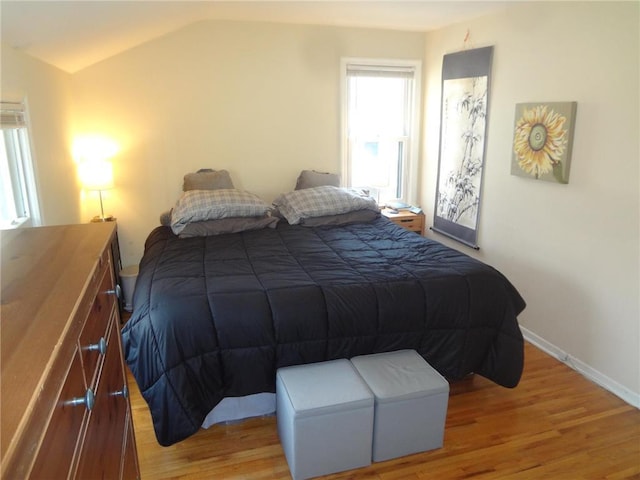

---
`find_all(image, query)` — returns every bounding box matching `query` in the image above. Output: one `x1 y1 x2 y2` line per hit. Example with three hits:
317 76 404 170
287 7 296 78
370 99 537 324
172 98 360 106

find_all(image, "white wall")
71 20 425 265
0 43 77 225
421 2 639 405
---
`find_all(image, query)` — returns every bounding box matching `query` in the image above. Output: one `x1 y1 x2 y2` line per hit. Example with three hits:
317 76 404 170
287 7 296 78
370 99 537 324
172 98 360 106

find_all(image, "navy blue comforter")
122 218 525 446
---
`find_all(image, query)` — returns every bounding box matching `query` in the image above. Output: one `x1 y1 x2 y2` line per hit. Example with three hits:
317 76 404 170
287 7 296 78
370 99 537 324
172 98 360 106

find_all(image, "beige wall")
1 43 76 225
71 20 425 264
422 2 639 404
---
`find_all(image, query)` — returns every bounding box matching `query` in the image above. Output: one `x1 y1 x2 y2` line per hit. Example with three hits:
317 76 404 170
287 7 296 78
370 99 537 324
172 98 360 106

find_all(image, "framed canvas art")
511 102 577 184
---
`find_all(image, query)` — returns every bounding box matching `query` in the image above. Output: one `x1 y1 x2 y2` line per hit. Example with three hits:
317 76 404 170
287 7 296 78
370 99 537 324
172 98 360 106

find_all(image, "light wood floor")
127 342 640 479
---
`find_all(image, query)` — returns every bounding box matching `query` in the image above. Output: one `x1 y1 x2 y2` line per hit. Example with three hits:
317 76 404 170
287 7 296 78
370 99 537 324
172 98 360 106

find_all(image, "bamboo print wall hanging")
433 46 493 249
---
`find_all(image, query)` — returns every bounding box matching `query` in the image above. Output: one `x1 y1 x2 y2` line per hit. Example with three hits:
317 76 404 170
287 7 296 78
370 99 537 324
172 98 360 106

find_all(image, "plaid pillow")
171 189 270 234
273 186 379 225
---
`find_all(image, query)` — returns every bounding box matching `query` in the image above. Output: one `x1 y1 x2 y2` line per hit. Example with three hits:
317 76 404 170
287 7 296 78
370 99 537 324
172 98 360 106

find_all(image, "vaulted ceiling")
1 1 507 73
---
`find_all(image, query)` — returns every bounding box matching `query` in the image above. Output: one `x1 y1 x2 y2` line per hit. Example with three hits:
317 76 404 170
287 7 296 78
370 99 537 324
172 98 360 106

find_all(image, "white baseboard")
521 326 640 409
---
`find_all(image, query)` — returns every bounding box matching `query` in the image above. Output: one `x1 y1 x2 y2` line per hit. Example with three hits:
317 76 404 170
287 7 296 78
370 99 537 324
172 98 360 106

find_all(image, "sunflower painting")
511 102 577 183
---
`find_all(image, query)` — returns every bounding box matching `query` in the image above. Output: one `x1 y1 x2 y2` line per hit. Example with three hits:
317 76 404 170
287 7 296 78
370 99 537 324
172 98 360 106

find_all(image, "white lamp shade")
79 160 114 191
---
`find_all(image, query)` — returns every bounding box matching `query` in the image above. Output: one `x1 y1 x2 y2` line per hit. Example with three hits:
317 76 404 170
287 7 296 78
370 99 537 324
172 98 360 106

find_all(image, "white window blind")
345 64 416 78
0 102 28 129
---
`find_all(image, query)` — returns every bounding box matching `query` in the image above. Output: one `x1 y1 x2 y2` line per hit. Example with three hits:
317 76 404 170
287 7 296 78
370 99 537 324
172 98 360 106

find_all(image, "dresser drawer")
79 265 115 389
85 247 111 305
395 216 423 232
76 313 129 480
121 416 140 479
30 350 88 479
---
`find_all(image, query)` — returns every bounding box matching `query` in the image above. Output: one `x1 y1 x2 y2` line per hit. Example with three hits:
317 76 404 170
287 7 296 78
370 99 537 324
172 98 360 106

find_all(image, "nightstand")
382 208 425 235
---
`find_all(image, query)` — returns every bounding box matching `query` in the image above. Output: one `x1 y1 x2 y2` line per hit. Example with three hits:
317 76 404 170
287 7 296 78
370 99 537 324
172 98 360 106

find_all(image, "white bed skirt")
201 393 276 428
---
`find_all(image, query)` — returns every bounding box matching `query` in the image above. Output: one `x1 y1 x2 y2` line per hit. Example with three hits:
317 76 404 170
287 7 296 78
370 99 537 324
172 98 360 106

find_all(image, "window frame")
340 57 422 205
0 100 42 229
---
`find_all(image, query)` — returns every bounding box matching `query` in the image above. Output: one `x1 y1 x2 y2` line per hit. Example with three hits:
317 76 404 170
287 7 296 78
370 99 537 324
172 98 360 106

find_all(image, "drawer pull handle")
107 284 122 299
113 385 129 399
67 388 95 411
86 337 107 355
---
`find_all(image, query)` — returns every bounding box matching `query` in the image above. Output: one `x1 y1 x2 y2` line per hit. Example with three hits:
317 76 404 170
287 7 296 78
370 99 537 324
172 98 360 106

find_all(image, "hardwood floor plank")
127 342 640 479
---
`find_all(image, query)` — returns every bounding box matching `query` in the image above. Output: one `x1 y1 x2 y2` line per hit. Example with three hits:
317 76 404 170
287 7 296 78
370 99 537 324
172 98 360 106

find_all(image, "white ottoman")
276 359 374 480
351 350 449 462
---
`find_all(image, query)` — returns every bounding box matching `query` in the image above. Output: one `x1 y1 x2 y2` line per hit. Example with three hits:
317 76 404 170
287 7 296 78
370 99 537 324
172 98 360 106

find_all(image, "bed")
122 171 526 446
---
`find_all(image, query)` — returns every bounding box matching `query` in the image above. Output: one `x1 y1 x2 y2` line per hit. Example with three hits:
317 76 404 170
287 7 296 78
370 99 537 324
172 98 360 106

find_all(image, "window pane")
0 128 37 228
348 76 408 137
346 73 412 203
351 139 404 201
0 134 19 227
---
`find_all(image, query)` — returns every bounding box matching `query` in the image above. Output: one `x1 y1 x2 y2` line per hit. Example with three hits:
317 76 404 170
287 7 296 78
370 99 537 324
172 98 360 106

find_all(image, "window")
341 59 421 205
0 101 41 229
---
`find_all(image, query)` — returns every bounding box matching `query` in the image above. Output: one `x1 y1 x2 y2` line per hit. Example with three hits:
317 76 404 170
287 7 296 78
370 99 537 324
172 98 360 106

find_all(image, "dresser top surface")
0 223 116 464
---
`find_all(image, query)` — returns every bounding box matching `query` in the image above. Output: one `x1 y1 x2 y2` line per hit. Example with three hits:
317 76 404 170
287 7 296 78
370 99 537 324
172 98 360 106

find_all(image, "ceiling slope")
1 1 506 73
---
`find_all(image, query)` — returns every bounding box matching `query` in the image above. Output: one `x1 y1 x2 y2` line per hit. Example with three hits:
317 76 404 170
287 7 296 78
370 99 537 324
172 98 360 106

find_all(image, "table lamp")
79 159 114 222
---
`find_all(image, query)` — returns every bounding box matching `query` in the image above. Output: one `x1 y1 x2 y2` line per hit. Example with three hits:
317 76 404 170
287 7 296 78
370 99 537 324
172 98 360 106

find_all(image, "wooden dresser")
1 223 140 479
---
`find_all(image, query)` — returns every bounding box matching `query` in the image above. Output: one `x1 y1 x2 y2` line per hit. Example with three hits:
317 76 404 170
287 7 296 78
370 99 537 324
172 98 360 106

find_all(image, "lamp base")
91 215 115 223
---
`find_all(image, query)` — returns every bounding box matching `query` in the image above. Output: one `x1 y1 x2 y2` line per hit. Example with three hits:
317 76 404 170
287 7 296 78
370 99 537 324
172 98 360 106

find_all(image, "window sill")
0 216 30 230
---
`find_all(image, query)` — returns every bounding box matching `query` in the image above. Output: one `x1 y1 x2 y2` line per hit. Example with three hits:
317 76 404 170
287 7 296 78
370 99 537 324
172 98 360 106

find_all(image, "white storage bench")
276 359 374 480
351 349 450 462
